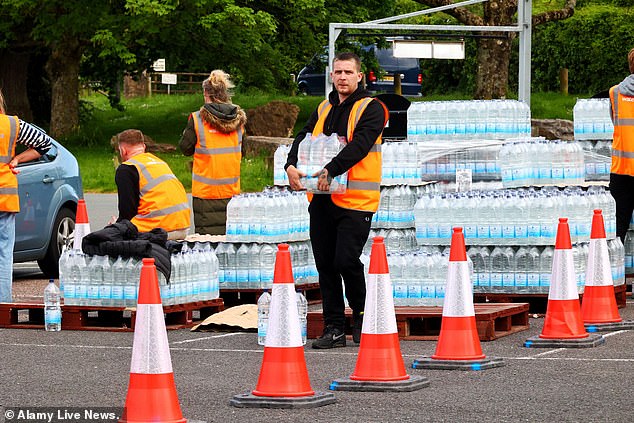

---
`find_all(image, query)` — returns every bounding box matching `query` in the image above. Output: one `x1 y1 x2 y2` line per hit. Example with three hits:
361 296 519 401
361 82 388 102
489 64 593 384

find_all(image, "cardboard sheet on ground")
191 304 257 332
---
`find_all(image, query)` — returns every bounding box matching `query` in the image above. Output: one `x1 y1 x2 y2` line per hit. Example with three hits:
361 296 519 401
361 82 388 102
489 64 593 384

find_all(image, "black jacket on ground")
81 220 180 282
285 88 387 178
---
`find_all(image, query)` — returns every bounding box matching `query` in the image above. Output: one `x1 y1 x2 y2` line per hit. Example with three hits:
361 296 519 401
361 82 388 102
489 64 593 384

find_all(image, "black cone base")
412 356 505 371
585 320 634 332
329 374 430 392
229 391 336 409
524 333 605 348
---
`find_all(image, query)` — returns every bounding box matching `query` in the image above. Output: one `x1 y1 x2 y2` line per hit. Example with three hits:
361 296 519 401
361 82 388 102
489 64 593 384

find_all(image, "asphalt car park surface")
1 295 633 422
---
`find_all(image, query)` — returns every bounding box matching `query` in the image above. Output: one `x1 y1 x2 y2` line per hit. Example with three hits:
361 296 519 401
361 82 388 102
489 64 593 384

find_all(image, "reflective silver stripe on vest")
126 158 156 187
317 100 331 118
1 117 18 163
352 98 373 127
193 112 207 149
611 148 634 159
135 202 189 220
347 180 381 191
370 144 381 153
614 118 634 126
195 145 241 155
237 127 243 144
612 86 620 119
0 187 18 195
192 174 239 185
140 173 178 195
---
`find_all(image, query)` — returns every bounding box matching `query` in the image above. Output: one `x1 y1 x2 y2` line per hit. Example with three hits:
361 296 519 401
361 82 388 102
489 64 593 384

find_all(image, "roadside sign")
161 73 177 85
152 58 166 72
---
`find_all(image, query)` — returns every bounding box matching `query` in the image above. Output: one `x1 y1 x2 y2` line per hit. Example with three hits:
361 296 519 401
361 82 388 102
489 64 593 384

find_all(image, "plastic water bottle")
257 290 271 346
296 292 308 345
44 279 62 331
111 256 126 307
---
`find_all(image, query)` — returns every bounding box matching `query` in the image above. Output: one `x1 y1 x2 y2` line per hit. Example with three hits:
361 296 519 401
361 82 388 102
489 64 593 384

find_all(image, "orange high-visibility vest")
610 85 634 176
309 97 388 212
191 111 242 199
124 153 191 232
0 115 20 212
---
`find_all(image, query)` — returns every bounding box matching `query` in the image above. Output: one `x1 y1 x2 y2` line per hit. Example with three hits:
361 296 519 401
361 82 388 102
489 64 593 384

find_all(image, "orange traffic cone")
525 218 605 348
330 237 429 391
231 244 335 409
120 258 186 423
73 199 91 251
413 228 504 370
582 210 634 331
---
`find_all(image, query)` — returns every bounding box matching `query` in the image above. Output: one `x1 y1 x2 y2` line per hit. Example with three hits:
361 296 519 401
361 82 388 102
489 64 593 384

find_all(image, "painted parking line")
172 332 245 344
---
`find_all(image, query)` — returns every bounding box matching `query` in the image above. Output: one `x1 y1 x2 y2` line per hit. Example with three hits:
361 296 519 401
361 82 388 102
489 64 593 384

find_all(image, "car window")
14 143 58 166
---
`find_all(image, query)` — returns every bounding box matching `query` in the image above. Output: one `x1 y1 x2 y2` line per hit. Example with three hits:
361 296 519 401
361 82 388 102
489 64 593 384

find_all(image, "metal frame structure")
327 0 532 105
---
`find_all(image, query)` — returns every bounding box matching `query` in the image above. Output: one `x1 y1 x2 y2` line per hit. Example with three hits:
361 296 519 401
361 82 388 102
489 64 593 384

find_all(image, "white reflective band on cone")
549 250 578 301
266 284 302 348
73 223 91 251
442 261 475 318
585 238 612 287
362 273 398 335
130 304 173 374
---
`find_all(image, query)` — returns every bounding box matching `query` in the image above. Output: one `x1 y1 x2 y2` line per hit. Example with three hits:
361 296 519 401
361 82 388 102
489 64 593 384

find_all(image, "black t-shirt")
114 164 140 222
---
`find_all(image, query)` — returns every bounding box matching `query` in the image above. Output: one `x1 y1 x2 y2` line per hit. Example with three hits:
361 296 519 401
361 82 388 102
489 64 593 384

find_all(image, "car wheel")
37 207 76 279
298 85 311 96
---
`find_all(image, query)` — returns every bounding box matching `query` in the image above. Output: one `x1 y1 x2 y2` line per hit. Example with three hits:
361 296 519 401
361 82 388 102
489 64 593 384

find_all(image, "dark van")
296 45 422 97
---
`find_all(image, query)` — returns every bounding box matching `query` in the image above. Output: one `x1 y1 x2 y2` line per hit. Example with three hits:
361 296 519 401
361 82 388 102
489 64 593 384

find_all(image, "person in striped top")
0 88 53 302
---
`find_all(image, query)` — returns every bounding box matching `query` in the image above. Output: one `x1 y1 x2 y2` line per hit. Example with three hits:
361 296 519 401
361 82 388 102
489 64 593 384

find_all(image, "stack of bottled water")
216 240 318 290
257 290 308 346
579 140 611 181
372 185 418 229
273 144 291 186
406 99 531 142
467 240 625 294
363 228 418 256
420 144 501 182
573 98 614 141
414 186 617 246
624 230 634 275
499 139 585 187
297 132 348 193
226 187 310 243
60 242 220 307
382 142 422 185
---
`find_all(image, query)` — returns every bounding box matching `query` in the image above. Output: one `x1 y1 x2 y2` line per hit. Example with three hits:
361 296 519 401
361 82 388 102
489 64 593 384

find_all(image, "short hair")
629 48 634 74
334 52 361 72
202 70 234 103
0 88 5 114
116 129 145 146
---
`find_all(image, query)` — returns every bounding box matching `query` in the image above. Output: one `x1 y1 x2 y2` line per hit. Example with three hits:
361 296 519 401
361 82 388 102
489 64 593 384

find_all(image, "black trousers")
309 195 373 330
609 173 634 242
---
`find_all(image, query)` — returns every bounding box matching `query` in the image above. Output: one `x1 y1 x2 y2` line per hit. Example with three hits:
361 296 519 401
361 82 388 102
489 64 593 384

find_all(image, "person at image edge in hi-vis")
0 88 53 302
609 47 634 243
113 129 191 240
285 52 389 349
180 70 247 235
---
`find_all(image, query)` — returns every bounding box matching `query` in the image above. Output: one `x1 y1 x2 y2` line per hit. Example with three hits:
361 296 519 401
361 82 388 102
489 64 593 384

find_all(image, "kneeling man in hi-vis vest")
113 129 191 240
285 52 389 349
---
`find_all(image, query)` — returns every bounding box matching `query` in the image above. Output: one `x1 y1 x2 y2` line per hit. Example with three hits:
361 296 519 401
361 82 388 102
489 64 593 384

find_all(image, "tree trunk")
0 49 33 120
474 37 512 99
46 39 81 138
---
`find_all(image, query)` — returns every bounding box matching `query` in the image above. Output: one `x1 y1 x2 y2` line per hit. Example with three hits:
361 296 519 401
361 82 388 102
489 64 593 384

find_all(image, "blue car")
14 140 83 278
297 45 422 97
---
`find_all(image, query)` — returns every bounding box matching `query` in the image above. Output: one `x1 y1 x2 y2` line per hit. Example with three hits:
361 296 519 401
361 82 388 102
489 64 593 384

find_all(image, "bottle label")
540 274 551 286
490 273 503 286
408 284 422 300
527 273 540 286
63 285 76 299
514 225 528 239
515 273 528 286
45 308 61 325
490 225 502 239
502 273 515 286
111 286 124 300
477 225 490 238
502 225 515 239
528 224 541 238
394 284 408 299
464 225 477 239
478 273 490 287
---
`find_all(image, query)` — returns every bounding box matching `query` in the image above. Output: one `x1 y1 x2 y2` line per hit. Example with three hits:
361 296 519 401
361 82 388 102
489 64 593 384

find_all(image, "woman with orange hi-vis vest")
286 52 389 349
180 70 247 235
0 89 52 302
609 47 634 242
114 129 191 240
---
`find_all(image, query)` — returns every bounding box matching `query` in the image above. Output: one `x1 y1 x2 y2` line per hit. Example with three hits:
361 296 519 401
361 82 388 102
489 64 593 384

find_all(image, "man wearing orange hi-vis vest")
285 52 389 349
609 47 634 242
114 129 191 240
180 70 247 235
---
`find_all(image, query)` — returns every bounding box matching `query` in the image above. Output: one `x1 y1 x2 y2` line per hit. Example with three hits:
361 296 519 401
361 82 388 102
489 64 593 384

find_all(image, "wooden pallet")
474 283 627 315
307 303 530 342
220 282 322 307
0 298 224 331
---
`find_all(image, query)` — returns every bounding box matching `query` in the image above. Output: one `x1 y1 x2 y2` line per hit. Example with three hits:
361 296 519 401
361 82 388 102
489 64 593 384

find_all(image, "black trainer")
312 325 346 349
352 311 364 344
